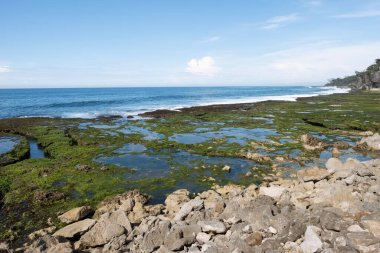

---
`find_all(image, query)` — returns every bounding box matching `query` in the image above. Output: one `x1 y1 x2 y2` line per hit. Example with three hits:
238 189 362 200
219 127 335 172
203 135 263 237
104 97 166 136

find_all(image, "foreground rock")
14 157 380 253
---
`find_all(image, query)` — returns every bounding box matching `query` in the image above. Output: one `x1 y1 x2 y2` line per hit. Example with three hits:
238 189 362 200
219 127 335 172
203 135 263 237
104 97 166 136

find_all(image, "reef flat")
0 91 379 248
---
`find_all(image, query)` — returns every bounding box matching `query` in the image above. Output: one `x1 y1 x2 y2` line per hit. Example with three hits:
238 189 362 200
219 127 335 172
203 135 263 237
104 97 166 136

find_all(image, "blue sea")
0 86 349 119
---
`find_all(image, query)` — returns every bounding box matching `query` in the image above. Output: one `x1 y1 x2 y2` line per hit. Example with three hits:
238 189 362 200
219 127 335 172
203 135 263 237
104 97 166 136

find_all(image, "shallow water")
169 127 279 145
0 137 19 155
97 143 260 182
28 138 46 158
118 126 164 141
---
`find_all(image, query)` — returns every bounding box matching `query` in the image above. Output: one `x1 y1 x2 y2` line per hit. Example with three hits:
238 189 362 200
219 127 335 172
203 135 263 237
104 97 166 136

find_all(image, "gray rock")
140 220 170 252
297 167 330 182
53 219 96 238
80 220 125 247
174 199 203 221
198 220 226 234
58 206 93 224
300 226 323 253
259 186 287 201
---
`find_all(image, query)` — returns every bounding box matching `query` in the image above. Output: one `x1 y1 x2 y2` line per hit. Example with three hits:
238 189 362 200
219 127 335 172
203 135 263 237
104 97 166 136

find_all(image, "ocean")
0 86 349 119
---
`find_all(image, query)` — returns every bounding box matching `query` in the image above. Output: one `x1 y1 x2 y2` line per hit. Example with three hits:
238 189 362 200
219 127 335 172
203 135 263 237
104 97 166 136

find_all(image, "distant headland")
325 59 380 90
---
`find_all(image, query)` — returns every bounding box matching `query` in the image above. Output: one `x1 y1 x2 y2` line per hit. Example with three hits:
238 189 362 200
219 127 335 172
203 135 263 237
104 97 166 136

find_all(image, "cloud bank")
185 56 220 77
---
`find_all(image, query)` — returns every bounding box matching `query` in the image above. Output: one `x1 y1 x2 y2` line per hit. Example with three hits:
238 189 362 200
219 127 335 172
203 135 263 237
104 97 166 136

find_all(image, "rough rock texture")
58 206 93 224
300 134 328 151
356 133 380 151
16 157 380 253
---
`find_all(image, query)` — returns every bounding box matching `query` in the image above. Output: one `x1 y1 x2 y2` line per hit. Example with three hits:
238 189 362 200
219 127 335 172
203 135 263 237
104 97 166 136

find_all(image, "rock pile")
4 158 380 253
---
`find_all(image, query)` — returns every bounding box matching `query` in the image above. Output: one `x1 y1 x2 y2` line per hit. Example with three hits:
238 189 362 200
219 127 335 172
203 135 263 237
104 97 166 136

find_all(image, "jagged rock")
244 231 262 246
29 226 56 240
356 133 380 151
198 220 226 234
58 206 93 224
297 167 330 182
259 185 286 201
53 219 96 238
333 141 350 150
361 218 380 238
300 134 327 151
80 218 125 247
196 232 211 244
346 232 380 252
300 226 323 253
25 235 71 253
174 199 203 221
94 190 148 218
164 189 190 216
140 220 170 252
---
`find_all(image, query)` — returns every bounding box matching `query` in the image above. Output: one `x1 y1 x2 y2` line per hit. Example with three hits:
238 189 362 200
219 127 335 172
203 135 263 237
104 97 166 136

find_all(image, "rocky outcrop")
300 134 327 151
12 157 380 252
355 133 380 151
326 59 380 90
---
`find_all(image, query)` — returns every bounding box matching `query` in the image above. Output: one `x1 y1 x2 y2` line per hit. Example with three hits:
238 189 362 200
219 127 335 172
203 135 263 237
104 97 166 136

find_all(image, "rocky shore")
2 149 380 252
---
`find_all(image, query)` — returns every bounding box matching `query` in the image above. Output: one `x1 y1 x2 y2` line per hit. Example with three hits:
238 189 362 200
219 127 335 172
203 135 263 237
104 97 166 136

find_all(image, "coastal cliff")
325 59 380 90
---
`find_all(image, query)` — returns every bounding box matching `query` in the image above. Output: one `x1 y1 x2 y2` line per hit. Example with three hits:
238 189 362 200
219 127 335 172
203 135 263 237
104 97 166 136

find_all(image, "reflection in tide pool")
97 143 260 182
169 127 279 145
28 138 46 159
118 126 164 141
0 137 20 155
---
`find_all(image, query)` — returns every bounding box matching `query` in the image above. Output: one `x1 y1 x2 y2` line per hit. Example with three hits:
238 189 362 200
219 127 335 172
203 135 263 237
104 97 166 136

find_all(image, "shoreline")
0 86 350 120
11 156 380 252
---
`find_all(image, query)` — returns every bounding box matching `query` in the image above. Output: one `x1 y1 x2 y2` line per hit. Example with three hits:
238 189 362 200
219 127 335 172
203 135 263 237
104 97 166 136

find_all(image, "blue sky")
1 0 380 88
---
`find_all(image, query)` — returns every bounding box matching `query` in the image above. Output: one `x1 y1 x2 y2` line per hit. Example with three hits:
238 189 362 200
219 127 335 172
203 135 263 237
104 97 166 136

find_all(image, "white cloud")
0 65 10 73
185 56 220 77
260 14 299 30
334 10 380 18
201 36 221 43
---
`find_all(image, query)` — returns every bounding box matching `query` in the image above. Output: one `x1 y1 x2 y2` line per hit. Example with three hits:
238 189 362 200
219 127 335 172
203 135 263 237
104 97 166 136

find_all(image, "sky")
1 0 380 88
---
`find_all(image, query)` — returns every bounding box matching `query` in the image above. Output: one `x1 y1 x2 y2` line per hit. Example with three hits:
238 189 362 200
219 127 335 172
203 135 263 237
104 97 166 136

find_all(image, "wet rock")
297 167 330 182
300 226 323 253
53 219 96 238
58 206 93 224
75 164 92 172
222 165 231 172
300 134 328 151
34 191 66 203
29 226 56 240
333 141 350 150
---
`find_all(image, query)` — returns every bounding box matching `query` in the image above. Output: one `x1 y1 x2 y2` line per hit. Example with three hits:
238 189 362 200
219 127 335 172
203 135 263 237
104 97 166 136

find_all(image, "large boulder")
356 133 380 151
53 219 96 238
259 185 287 201
300 226 323 253
297 167 330 182
164 189 190 216
80 215 126 247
